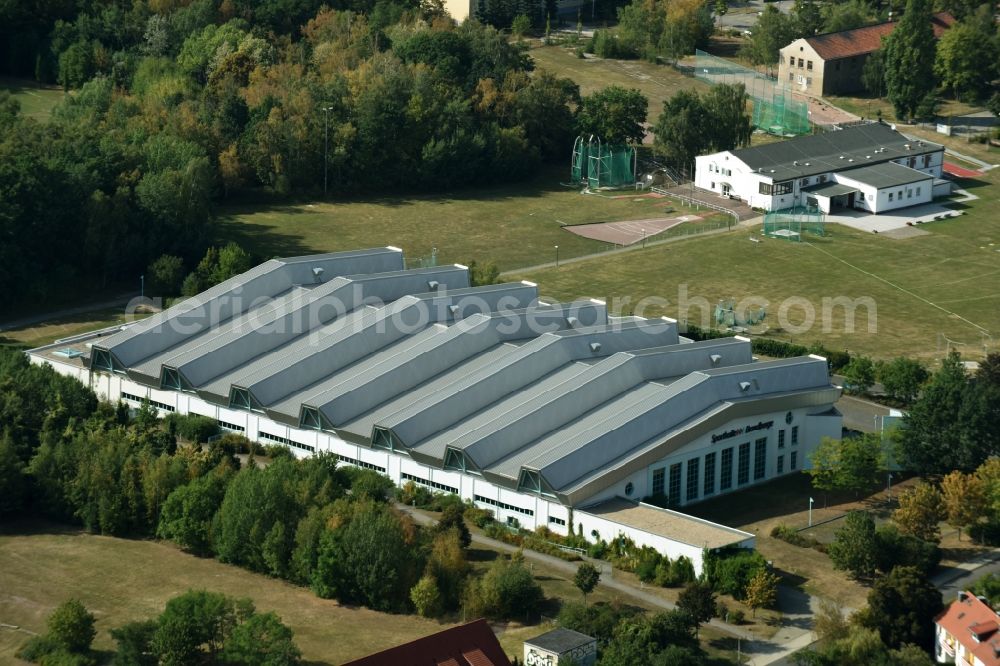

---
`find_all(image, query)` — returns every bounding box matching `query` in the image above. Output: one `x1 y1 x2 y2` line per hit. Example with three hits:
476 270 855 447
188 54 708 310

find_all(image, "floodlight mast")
322 105 334 196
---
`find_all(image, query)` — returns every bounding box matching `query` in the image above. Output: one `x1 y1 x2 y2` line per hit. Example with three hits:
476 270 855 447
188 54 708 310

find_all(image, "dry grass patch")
0 527 452 665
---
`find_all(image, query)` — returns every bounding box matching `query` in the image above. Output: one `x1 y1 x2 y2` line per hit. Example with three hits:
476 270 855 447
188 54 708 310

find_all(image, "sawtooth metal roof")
725 122 942 183
87 251 840 506
97 248 405 370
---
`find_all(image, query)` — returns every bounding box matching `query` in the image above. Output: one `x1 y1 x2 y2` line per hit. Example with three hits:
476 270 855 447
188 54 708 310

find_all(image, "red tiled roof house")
778 12 955 97
936 591 1000 666
341 619 512 666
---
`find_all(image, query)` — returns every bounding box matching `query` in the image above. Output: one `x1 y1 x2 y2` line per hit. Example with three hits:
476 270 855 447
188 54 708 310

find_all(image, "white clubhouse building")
695 122 950 214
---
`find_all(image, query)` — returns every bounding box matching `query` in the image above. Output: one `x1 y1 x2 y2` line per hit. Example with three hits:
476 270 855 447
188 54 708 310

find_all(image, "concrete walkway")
0 293 137 332
397 503 819 665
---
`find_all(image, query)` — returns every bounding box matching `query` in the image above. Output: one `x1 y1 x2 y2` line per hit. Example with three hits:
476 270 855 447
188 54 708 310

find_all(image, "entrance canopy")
801 182 857 198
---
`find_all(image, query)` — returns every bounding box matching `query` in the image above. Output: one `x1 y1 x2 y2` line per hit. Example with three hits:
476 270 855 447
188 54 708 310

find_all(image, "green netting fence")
692 50 810 136
763 206 826 242
571 136 636 188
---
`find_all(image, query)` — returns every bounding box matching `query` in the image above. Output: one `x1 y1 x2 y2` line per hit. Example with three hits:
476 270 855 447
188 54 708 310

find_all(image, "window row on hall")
120 392 176 413
650 437 800 504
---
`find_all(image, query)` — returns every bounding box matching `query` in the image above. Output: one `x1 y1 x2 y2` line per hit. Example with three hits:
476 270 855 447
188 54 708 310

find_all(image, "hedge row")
683 325 850 372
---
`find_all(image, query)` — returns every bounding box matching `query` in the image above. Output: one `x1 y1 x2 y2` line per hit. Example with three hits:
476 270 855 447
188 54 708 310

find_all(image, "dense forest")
0 0 585 309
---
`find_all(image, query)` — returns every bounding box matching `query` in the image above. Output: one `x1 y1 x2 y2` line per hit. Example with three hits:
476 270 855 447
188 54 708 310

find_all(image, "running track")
944 162 981 179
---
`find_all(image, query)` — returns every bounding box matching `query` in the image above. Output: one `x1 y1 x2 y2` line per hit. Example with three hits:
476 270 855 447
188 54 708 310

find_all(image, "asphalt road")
717 0 794 31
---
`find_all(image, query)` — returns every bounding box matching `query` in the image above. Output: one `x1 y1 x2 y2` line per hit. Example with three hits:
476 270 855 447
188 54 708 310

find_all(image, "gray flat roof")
48 250 840 506
838 161 934 189
525 628 595 652
801 182 857 197
726 122 942 182
580 498 754 549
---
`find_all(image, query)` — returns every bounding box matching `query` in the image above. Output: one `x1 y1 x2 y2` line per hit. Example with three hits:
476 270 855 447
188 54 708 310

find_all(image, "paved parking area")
825 203 962 234
656 185 758 220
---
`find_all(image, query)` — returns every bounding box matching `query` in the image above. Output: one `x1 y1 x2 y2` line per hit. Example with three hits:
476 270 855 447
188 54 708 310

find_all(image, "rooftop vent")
848 158 854 162
427 280 440 291
739 381 752 392
710 354 722 365
793 160 799 166
839 155 845 159
590 342 602 353
312 267 325 282
566 316 580 328
769 169 775 173
904 143 911 150
804 162 811 166
866 155 871 159
448 304 460 315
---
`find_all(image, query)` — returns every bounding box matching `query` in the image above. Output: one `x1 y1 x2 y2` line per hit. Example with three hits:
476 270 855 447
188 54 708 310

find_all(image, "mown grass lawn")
0 527 747 664
0 309 151 350
514 168 1000 361
0 78 66 122
0 526 453 665
215 168 710 272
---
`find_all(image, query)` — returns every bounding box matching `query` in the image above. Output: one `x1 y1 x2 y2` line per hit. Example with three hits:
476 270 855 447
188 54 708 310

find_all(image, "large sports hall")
30 247 842 573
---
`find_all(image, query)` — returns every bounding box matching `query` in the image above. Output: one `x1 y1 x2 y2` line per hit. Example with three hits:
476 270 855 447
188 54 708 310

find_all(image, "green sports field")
513 170 1000 361
0 78 65 122
215 169 717 272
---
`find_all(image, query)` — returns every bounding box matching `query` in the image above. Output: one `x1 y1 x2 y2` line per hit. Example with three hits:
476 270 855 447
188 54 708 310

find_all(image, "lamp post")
555 245 560 268
642 228 646 248
140 274 144 300
322 105 334 196
808 497 814 527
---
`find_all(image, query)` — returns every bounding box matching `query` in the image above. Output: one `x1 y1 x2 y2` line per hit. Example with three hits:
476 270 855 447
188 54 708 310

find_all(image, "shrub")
715 600 729 618
729 608 746 624
164 413 219 443
587 541 608 559
705 549 768 598
464 505 494 528
635 549 662 583
147 254 185 297
399 481 433 507
771 523 810 547
16 636 64 663
47 599 96 654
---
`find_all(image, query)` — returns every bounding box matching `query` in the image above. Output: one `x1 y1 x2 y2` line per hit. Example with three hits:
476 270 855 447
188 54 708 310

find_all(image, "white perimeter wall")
33 355 839 566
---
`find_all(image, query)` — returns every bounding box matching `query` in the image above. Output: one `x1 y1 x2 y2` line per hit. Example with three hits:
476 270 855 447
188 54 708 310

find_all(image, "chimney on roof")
960 591 969 602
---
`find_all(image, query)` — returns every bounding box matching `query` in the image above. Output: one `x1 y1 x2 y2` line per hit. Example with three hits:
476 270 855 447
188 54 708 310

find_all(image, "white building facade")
30 248 843 575
695 122 947 213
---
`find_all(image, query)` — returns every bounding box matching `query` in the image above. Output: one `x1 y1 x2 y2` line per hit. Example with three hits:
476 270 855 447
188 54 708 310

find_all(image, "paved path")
933 549 1000 600
0 293 136 332
398 503 821 665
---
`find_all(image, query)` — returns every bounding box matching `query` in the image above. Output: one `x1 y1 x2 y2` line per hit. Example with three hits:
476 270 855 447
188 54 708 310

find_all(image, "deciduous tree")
941 470 987 540
576 86 648 145
858 565 942 649
883 0 936 119
893 482 946 543
574 562 601 603
744 569 780 618
828 510 878 580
